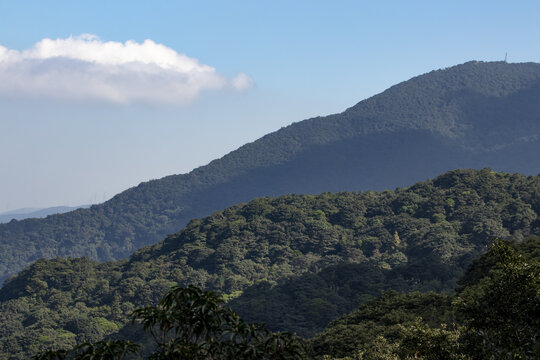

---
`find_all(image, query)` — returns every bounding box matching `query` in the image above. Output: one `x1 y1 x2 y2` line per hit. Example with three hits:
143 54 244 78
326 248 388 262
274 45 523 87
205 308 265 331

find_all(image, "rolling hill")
1 61 540 282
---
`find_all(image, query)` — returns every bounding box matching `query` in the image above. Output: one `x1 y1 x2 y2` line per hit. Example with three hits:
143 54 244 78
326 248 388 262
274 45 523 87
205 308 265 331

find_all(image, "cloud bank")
0 34 253 104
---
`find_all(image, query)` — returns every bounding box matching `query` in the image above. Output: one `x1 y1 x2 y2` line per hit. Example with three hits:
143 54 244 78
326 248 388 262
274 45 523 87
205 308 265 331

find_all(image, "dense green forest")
1 169 540 358
310 238 540 359
29 238 540 359
2 61 540 283
33 285 306 360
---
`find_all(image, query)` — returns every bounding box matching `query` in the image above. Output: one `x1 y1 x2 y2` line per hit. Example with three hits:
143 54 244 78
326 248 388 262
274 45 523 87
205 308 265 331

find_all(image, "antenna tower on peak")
504 52 508 63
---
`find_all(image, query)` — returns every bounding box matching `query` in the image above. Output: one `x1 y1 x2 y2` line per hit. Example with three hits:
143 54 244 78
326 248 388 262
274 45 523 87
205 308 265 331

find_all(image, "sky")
1 0 539 213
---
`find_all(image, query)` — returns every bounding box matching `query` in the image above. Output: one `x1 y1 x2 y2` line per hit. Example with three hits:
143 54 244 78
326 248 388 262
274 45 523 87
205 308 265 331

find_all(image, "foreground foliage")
33 286 305 360
31 239 540 359
33 340 139 360
312 239 540 359
456 241 540 358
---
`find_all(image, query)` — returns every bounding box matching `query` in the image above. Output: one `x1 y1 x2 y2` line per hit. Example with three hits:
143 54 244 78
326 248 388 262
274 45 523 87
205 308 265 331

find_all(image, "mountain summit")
2 61 540 282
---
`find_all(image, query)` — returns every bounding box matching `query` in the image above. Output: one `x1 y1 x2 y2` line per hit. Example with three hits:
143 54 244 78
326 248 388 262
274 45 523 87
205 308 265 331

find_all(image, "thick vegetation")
33 286 305 360
2 62 540 282
30 239 540 359
1 169 540 358
311 238 540 359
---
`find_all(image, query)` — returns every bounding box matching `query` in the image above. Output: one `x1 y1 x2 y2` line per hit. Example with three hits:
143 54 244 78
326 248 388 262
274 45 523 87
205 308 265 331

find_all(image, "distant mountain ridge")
0 205 90 224
1 60 540 282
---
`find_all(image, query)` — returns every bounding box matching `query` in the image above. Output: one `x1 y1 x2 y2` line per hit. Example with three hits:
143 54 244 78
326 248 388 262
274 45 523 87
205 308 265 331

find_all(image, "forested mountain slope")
1 169 540 358
2 61 540 282
309 237 540 359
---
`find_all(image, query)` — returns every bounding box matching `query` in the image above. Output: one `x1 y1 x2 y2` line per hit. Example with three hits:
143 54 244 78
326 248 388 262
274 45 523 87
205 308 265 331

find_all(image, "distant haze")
0 205 91 223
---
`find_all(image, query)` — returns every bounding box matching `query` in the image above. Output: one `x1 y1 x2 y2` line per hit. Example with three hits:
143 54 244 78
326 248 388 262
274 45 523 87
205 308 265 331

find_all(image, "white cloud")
231 72 255 91
0 34 253 104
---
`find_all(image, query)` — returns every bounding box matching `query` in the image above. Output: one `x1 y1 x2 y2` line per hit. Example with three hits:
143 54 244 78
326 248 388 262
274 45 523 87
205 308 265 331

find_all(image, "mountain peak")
340 60 540 144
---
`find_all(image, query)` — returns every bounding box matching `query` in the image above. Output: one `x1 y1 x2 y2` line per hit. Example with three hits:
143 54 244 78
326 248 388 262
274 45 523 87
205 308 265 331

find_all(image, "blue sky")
1 0 539 212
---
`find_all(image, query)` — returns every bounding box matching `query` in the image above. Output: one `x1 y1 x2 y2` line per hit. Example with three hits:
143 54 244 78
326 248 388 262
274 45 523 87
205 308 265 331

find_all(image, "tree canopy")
311 238 540 359
33 286 305 360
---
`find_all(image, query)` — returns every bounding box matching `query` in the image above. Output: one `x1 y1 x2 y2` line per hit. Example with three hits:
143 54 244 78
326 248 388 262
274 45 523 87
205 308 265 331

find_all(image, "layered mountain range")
1 169 539 358
2 61 540 282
